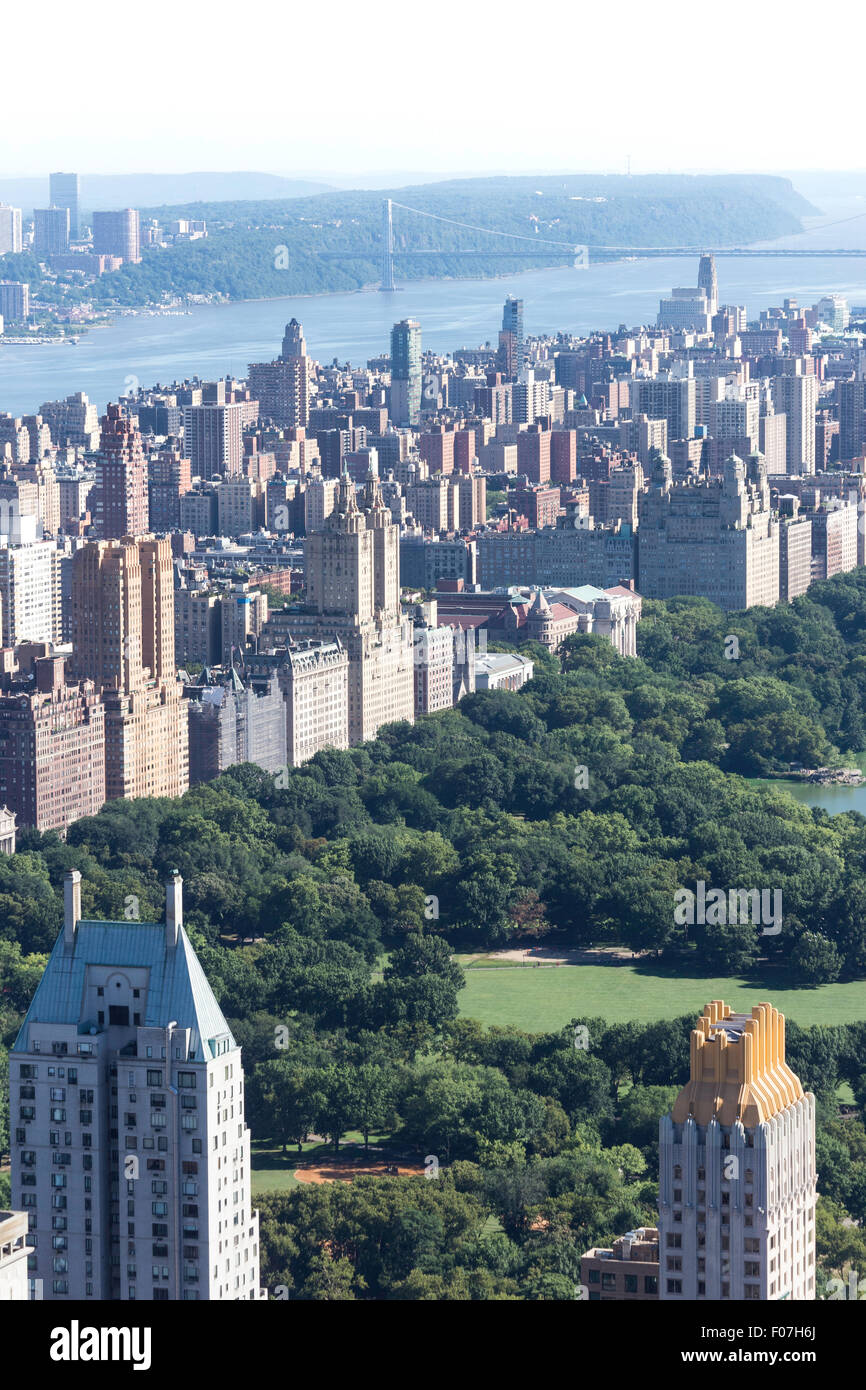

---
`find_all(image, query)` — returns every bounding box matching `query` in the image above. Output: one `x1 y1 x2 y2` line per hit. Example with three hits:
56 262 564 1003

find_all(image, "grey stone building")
11 871 262 1300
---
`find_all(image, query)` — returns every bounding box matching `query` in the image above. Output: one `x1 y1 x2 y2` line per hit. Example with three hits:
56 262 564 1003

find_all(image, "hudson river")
3 196 866 415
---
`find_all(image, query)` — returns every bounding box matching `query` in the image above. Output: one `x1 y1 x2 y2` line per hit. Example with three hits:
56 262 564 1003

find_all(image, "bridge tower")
380 198 397 292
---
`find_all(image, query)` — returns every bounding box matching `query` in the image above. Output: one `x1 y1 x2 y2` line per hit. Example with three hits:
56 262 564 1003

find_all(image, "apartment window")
624 1275 637 1293
147 1071 163 1087
667 1279 682 1295
178 1072 197 1089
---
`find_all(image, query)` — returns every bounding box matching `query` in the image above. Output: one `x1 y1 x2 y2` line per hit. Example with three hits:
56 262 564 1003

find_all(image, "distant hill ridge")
0 171 335 215
0 171 816 309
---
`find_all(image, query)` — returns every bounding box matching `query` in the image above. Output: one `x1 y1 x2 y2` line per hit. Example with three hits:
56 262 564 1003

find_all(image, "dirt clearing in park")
294 1161 427 1184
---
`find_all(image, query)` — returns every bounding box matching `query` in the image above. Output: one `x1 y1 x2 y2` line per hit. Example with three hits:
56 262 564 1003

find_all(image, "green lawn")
458 961 866 1031
250 1133 393 1195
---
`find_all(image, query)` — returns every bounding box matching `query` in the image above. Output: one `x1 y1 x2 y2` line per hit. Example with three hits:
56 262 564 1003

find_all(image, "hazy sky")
3 0 864 178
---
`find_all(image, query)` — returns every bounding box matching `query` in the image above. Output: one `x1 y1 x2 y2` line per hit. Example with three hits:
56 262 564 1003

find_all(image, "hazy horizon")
5 0 866 180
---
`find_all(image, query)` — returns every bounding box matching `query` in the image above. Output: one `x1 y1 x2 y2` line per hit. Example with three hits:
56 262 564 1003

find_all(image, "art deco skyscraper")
10 871 262 1300
70 536 188 800
698 254 718 315
90 405 149 539
659 1001 816 1301
298 470 414 743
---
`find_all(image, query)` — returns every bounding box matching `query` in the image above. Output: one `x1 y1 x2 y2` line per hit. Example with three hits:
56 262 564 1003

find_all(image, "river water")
760 778 866 817
2 196 866 415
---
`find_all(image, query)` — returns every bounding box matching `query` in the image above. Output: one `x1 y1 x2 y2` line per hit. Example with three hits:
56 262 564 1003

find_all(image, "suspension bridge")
316 199 866 290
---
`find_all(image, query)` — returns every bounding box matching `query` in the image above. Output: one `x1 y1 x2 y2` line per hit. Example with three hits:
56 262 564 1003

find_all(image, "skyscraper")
89 405 149 539
247 319 311 428
10 870 262 1300
70 536 188 801
49 173 80 239
698 254 718 315
390 319 422 426
33 208 70 257
659 1000 816 1301
498 295 525 380
771 372 818 475
92 209 140 264
297 471 415 742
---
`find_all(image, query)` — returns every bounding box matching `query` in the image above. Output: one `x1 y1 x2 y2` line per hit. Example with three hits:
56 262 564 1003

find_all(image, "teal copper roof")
13 921 234 1061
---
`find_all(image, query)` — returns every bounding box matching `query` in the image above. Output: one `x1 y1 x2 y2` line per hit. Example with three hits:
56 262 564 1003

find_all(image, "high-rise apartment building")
0 531 61 647
148 449 192 532
634 376 696 443
278 641 350 765
659 1001 816 1301
70 536 188 801
0 282 30 321
390 320 422 426
771 372 817 475
0 204 23 255
298 472 414 743
39 393 100 451
838 379 866 463
183 403 244 478
185 667 287 784
638 453 779 610
92 209 140 264
0 655 105 833
89 406 149 539
33 208 70 257
248 319 311 428
10 870 262 1300
49 173 80 239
